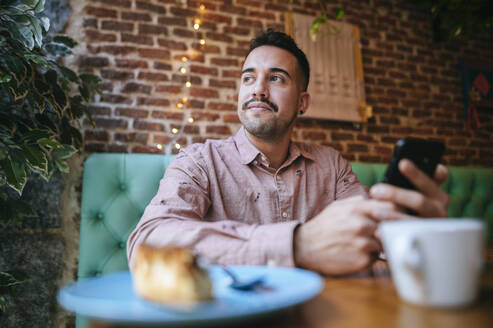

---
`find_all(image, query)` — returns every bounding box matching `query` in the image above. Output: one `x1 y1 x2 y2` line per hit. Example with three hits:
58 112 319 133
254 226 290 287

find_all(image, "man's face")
237 45 308 141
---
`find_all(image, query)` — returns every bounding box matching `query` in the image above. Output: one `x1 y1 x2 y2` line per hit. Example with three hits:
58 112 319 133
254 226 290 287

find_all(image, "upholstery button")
96 212 104 220
282 212 288 218
94 271 101 276
119 183 127 191
118 242 125 249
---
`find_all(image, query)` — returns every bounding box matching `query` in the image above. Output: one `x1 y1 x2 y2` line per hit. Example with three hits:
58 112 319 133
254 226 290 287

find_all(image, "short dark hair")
247 29 310 91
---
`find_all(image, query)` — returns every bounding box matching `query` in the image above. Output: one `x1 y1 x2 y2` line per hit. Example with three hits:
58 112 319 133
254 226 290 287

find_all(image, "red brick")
189 112 220 122
357 134 376 142
174 53 205 63
187 0 217 10
101 69 134 80
302 131 326 141
203 13 232 24
115 107 149 118
171 74 202 85
101 93 132 104
121 33 153 45
133 120 165 131
182 124 200 134
154 62 172 71
236 0 261 7
331 132 354 141
79 56 109 67
136 0 166 14
237 17 263 28
85 6 117 18
139 48 170 59
223 26 250 36
358 155 381 162
219 5 246 15
208 102 236 111
121 82 152 94
92 0 131 8
121 11 152 21
138 72 169 82
188 99 205 109
87 105 111 116
209 79 236 89
152 135 173 145
222 69 241 78
84 130 110 142
192 43 221 54
265 3 288 11
101 20 134 32
151 111 183 120
227 46 248 57
205 32 233 43
84 143 106 152
190 65 218 76
139 24 168 35
173 28 195 38
157 39 187 50
89 45 137 56
223 113 240 123
107 144 128 153
206 125 231 135
83 18 97 28
88 117 128 129
85 29 117 42
248 10 276 20
210 57 238 66
158 16 187 27
138 97 170 107
156 85 183 93
98 81 113 91
132 145 162 154
115 59 148 69
190 87 219 98
170 7 197 17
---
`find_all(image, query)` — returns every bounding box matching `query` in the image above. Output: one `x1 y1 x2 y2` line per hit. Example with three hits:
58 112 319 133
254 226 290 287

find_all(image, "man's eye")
243 76 254 83
271 75 283 82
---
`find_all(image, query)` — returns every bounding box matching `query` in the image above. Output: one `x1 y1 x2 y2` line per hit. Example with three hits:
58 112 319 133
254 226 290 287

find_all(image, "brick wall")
72 0 493 166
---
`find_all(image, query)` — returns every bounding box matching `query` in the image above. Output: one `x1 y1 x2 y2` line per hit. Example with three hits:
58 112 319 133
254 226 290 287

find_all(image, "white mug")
380 219 485 308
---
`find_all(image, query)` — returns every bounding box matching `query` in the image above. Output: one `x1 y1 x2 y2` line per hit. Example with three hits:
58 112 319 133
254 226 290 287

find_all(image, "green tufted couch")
76 153 493 327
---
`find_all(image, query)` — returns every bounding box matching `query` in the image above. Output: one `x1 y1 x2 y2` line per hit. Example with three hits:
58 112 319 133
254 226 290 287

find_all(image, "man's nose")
252 78 268 99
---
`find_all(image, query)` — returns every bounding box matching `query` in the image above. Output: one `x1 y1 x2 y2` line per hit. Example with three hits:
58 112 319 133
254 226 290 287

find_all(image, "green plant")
0 0 100 227
415 0 493 40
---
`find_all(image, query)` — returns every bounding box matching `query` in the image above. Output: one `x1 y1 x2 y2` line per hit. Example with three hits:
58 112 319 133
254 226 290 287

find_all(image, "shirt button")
253 160 258 165
261 155 267 161
282 212 288 218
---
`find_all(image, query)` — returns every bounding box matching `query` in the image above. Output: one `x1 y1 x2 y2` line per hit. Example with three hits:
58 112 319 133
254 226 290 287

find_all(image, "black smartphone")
383 138 445 190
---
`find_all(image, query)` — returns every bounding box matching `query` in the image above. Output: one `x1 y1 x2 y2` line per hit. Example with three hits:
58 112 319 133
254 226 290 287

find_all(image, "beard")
239 104 298 141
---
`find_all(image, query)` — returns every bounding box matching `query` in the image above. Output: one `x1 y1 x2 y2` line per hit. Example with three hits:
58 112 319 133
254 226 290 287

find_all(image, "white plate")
58 265 323 325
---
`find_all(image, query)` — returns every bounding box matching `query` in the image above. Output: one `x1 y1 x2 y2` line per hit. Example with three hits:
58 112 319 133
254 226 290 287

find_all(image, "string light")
176 102 184 109
180 67 187 74
181 97 188 103
199 39 206 45
185 81 192 88
175 143 181 150
188 117 194 123
181 56 188 62
172 128 179 134
199 4 205 10
156 144 163 150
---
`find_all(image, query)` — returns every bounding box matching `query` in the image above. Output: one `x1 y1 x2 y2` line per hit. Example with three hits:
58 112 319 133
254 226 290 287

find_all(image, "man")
127 29 449 275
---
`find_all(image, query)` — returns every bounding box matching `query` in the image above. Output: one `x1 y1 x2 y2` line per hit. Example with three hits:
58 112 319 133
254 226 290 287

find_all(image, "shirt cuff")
252 221 301 267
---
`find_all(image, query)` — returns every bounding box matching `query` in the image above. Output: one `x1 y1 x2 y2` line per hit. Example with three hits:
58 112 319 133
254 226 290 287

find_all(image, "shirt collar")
234 126 316 165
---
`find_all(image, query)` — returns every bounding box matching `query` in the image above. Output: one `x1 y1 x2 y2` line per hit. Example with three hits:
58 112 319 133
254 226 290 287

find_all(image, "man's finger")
398 159 442 197
434 164 448 185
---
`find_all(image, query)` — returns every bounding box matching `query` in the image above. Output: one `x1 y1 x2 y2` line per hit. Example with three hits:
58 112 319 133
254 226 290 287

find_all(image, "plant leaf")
79 73 101 85
37 137 61 149
40 16 50 32
54 158 69 173
59 66 78 83
24 54 49 67
27 16 43 48
0 74 12 83
34 0 45 13
53 35 77 48
23 145 48 174
52 144 77 160
0 157 28 195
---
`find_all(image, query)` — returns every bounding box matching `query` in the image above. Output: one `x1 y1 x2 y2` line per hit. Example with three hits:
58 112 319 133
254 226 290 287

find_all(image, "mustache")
242 97 278 112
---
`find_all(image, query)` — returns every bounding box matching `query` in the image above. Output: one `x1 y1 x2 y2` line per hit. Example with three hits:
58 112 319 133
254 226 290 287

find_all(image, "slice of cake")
132 244 213 305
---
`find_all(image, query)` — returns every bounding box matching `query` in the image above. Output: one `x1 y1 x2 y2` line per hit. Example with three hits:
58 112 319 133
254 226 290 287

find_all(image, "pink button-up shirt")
127 127 367 268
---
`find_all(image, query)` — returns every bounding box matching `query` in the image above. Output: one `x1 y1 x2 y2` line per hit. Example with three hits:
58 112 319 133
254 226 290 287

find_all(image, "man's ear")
298 91 310 116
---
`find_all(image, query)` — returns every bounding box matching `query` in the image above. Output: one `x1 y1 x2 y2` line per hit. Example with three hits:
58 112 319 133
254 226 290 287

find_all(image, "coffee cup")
380 219 485 308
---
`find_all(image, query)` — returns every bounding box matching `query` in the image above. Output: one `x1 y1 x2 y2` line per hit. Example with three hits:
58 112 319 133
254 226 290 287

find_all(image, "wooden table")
91 257 493 328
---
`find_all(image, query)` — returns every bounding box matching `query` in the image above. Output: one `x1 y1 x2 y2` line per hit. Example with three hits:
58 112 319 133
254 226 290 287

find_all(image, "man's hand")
293 196 410 275
369 159 449 217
